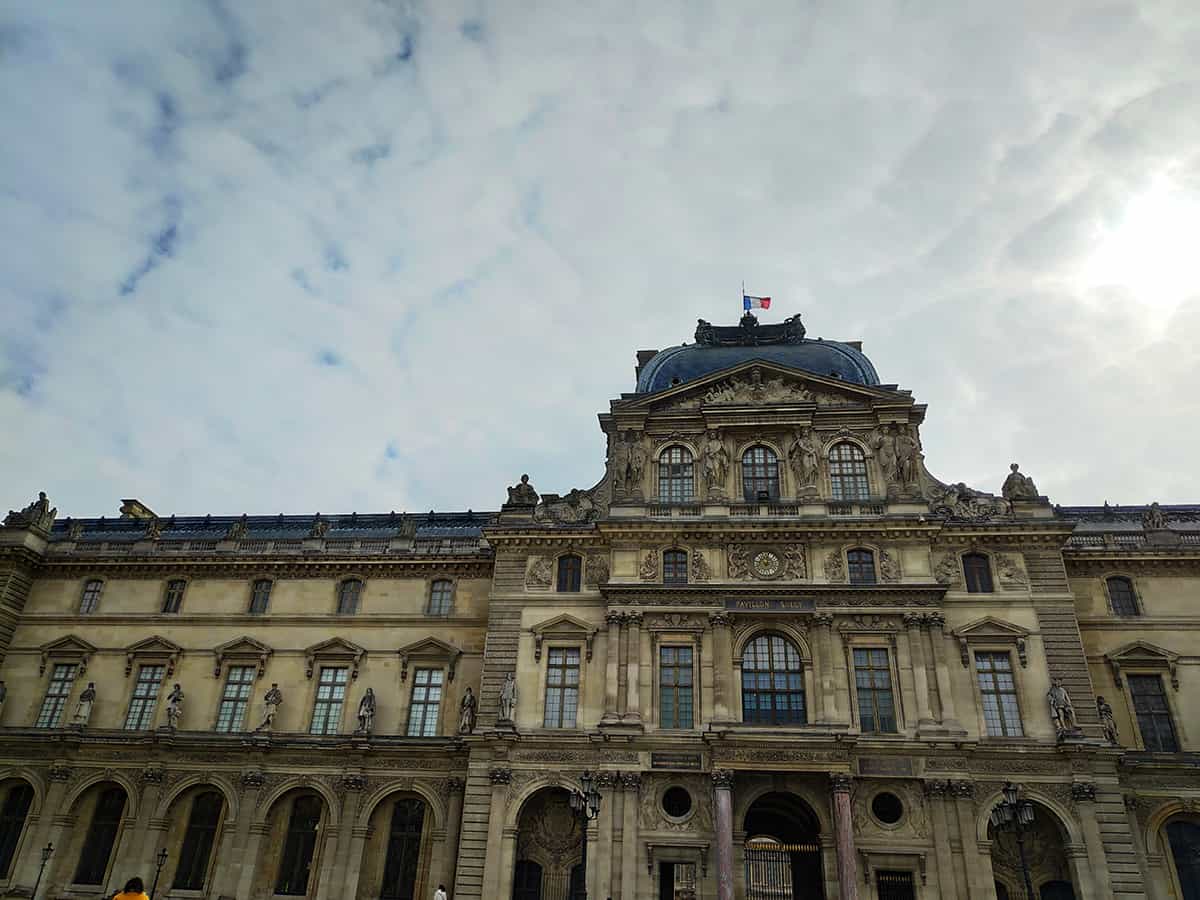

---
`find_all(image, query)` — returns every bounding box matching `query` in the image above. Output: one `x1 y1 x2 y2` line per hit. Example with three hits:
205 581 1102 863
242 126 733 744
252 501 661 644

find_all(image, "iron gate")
744 841 821 900
876 870 916 900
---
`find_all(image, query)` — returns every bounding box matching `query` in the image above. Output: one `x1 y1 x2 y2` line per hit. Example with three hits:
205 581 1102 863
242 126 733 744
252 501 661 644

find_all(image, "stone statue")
459 687 478 734
628 439 648 495
871 426 900 485
309 515 329 538
895 425 920 486
254 683 283 732
1002 463 1039 501
498 672 517 722
788 427 821 492
1047 678 1077 737
165 684 184 729
506 474 539 506
355 688 376 735
4 491 56 531
609 432 632 495
702 432 729 497
144 517 162 541
226 516 248 540
1097 696 1118 744
1142 502 1167 531
72 682 96 727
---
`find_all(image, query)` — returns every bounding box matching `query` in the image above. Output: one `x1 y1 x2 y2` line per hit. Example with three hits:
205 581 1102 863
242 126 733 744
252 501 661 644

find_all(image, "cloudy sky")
2 1 1199 518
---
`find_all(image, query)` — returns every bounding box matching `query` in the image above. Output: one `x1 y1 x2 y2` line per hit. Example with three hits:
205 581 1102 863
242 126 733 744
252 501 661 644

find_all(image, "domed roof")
635 313 879 393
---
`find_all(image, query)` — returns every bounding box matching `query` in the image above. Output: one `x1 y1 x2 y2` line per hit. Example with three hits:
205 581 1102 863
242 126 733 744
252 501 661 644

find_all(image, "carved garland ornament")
526 556 553 589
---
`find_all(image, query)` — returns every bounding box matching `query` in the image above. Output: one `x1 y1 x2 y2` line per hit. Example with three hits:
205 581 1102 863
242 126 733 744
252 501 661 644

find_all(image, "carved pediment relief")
213 636 273 678
650 364 878 412
304 637 366 680
39 635 97 675
1105 641 1179 689
952 617 1030 668
531 614 598 661
124 635 183 677
397 636 461 682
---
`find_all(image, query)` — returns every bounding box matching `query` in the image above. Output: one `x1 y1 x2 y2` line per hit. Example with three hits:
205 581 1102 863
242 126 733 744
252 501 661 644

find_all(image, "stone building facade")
0 312 1196 900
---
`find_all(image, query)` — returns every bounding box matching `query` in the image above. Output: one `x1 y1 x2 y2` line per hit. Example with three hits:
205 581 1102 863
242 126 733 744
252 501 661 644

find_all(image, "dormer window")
828 443 869 500
742 446 780 502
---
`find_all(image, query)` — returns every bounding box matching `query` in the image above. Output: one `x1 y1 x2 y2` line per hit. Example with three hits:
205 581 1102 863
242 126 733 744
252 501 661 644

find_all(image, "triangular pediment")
1106 640 1177 664
304 637 366 679
212 636 274 678
1106 640 1179 689
953 617 1031 641
530 614 598 661
39 634 97 675
397 636 462 681
124 635 183 677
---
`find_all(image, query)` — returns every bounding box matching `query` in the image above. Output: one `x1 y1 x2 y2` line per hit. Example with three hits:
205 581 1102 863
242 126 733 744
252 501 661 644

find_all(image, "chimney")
635 349 659 382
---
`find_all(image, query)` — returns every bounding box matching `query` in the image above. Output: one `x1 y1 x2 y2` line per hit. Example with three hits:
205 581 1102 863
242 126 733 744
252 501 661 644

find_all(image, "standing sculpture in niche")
629 439 648 495
1002 463 1039 500
788 427 821 495
895 425 921 487
610 432 632 495
702 432 730 499
72 683 96 727
355 688 376 735
872 426 900 487
165 684 184 729
506 474 539 506
254 683 283 732
498 672 517 722
1097 696 1118 744
1047 679 1079 738
459 687 478 734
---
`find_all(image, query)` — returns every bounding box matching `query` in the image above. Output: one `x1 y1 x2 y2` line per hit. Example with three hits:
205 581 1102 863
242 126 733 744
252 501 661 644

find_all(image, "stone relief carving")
783 544 807 579
930 482 1012 522
691 549 712 582
727 544 750 579
878 549 901 583
823 550 845 583
871 425 922 498
837 615 899 633
994 553 1027 585
3 491 56 530
698 366 836 406
1142 502 1168 530
1001 463 1040 501
535 487 603 524
609 432 649 500
933 553 962 587
639 775 714 832
585 554 610 586
640 549 660 581
515 789 583 870
852 782 928 838
526 556 553 589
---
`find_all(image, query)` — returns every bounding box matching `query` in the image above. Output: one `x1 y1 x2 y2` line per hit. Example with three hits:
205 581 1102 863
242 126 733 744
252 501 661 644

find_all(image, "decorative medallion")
752 550 783 579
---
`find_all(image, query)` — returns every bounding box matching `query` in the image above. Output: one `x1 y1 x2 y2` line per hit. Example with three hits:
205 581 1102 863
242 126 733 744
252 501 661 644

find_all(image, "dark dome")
636 314 879 393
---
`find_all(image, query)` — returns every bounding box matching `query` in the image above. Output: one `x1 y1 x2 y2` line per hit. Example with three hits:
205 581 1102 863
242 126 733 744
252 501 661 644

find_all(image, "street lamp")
31 843 52 900
568 771 602 900
989 782 1036 900
149 848 168 900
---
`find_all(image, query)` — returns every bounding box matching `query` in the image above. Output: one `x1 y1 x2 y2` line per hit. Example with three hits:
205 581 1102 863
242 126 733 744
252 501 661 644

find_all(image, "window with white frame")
36 663 78 727
406 668 444 737
853 648 897 733
79 579 103 614
428 579 454 615
975 652 1022 737
659 646 694 729
1128 674 1178 752
543 647 581 728
309 666 348 735
215 665 256 732
162 579 186 613
124 664 166 730
337 579 362 615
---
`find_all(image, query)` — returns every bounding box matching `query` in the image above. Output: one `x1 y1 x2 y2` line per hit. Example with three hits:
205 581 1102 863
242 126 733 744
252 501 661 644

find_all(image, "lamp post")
31 842 52 900
149 847 168 900
568 771 602 900
989 782 1036 900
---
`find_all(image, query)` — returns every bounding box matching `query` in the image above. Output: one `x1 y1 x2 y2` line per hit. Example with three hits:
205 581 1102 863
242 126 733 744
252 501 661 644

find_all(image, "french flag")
743 295 771 310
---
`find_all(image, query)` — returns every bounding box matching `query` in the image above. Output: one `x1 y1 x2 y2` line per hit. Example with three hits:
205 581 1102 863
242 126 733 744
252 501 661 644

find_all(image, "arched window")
276 795 322 896
0 782 33 879
557 555 582 593
173 791 224 890
659 446 695 503
847 549 876 585
963 553 994 593
1166 819 1200 900
428 579 454 615
663 549 688 584
741 634 806 725
828 443 869 501
742 446 780 502
381 798 426 900
79 579 103 614
1106 577 1139 617
337 579 363 615
74 786 126 885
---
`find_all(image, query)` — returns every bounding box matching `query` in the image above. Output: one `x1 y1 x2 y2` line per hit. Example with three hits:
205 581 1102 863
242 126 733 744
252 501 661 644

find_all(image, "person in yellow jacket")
112 876 150 900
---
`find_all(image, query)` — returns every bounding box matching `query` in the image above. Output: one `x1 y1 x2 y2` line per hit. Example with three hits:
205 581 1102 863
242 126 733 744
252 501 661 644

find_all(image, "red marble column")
830 774 860 900
712 770 735 900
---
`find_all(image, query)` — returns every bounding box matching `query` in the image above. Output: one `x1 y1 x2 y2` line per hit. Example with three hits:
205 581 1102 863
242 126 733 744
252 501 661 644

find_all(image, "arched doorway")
357 793 432 900
1163 817 1200 900
511 788 583 900
743 792 823 900
987 802 1075 900
251 789 329 900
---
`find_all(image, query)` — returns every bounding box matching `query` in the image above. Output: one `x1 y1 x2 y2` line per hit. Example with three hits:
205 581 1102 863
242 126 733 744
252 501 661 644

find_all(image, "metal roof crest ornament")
693 313 806 347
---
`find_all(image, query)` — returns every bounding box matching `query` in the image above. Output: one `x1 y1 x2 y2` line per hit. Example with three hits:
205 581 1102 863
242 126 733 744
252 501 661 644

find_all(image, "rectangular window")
162 579 186 613
124 664 166 730
975 652 1023 737
543 647 581 728
249 579 271 615
36 663 78 728
663 550 688 585
557 556 582 592
659 646 694 729
853 648 897 733
428 580 453 615
1128 675 1179 752
79 579 103 614
406 668 444 737
309 666 348 735
215 665 256 733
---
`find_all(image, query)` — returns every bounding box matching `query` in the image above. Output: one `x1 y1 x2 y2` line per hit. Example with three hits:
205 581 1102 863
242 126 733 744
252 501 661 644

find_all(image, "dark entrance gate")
876 870 916 900
744 839 821 900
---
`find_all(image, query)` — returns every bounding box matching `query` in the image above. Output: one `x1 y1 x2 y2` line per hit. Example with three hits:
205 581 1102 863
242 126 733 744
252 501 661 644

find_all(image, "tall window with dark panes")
975 652 1023 737
79 579 103 614
1166 820 1200 900
741 634 806 725
172 791 223 890
275 795 322 896
828 442 869 500
1106 576 1140 617
543 648 580 728
406 669 443 737
380 798 426 900
962 553 994 593
162 579 186 613
73 787 126 885
337 579 362 615
36 663 77 727
556 555 582 593
847 549 876 585
663 549 688 584
1128 674 1178 752
0 783 33 879
853 648 897 732
428 579 454 615
124 664 165 730
215 665 256 732
658 446 695 502
249 579 272 615
741 445 780 501
309 667 348 735
659 646 694 728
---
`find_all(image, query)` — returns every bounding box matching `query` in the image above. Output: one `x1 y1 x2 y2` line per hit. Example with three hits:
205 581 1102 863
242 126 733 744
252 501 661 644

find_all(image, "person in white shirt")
434 885 448 900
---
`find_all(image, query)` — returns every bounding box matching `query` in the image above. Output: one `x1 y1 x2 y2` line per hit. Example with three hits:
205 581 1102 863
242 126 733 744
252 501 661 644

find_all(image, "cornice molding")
31 556 495 579
12 613 489 627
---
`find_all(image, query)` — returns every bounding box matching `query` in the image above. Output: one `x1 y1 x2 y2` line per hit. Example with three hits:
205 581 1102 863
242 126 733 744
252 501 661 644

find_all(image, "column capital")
902 612 924 629
441 776 466 796
489 767 512 785
711 769 735 790
625 611 643 626
812 613 834 629
1071 782 1097 803
708 611 733 629
619 771 642 792
922 779 950 799
924 612 946 630
595 771 618 790
606 610 624 626
828 773 853 794
948 780 974 799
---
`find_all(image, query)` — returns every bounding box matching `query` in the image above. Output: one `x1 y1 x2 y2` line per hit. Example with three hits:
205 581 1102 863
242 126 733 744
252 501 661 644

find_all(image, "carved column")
14 765 72 891
709 612 734 722
595 773 616 900
903 613 934 725
713 770 736 900
1073 783 1114 900
602 612 623 723
813 614 836 722
923 780 958 900
229 771 267 900
620 773 641 900
829 774 859 900
950 781 988 899
125 767 167 876
336 775 371 900
624 613 643 722
482 768 511 900
443 778 466 892
925 614 960 726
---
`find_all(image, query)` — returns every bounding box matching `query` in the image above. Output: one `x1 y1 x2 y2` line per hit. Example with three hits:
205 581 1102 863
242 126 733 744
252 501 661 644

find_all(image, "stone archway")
511 788 584 900
988 802 1076 900
742 792 824 900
